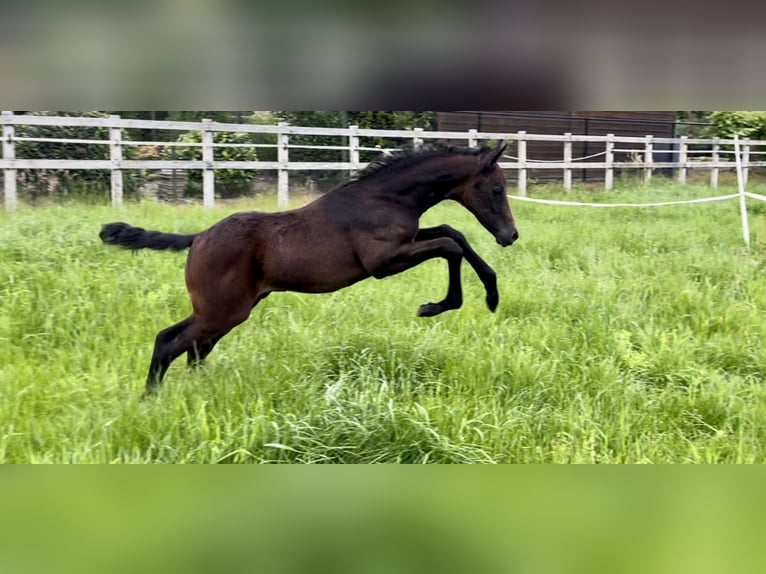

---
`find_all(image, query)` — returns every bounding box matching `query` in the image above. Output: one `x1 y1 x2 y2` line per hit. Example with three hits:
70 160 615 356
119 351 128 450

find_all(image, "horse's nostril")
497 228 519 246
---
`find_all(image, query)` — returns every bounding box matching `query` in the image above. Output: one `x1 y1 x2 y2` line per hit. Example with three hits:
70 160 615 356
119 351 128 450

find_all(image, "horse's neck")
395 157 474 213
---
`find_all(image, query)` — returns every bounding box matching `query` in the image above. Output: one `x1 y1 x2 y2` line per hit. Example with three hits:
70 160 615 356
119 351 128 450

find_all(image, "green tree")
704 111 766 140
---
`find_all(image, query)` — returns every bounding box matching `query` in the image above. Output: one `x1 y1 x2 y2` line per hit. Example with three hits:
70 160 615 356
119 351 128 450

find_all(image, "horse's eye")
492 185 504 196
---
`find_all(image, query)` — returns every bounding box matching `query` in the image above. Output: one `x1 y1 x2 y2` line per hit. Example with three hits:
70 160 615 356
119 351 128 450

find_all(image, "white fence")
2 111 766 212
509 138 760 249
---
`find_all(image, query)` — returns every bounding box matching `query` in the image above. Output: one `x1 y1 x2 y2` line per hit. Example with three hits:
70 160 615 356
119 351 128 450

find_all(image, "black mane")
350 144 488 184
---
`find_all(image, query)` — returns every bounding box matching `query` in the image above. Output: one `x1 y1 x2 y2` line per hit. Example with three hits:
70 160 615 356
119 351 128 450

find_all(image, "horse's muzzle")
496 228 519 247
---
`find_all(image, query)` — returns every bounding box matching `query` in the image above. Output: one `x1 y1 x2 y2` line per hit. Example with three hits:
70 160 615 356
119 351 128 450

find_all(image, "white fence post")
563 133 572 192
644 135 653 186
734 136 750 249
201 119 215 208
109 114 123 207
710 138 720 188
605 133 614 190
277 122 289 207
517 131 527 197
348 124 360 174
468 129 478 148
413 128 424 149
2 111 17 211
743 138 750 186
678 136 688 184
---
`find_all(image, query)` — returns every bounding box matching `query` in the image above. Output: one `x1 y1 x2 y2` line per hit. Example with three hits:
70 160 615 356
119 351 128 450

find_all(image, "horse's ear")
478 141 507 173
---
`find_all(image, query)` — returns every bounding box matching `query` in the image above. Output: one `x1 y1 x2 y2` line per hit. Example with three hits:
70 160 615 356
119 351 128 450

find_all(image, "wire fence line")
2 111 766 211
509 138 760 249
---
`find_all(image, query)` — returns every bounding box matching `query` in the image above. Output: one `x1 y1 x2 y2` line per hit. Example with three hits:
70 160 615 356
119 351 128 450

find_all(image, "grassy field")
2 178 766 463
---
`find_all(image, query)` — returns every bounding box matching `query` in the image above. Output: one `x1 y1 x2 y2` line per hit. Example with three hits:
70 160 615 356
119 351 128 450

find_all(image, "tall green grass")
2 180 766 463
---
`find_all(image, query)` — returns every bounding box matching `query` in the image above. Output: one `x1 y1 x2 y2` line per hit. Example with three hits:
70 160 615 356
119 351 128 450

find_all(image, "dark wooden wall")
437 111 677 183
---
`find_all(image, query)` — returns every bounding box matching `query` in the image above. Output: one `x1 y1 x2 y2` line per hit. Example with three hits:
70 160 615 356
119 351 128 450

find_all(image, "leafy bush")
705 111 766 140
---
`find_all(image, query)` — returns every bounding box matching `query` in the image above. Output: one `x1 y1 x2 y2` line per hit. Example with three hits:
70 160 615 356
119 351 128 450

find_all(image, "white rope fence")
508 136 764 249
508 194 740 208
503 151 606 163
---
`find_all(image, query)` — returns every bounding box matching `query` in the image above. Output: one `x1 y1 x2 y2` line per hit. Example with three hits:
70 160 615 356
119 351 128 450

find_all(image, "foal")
100 141 518 395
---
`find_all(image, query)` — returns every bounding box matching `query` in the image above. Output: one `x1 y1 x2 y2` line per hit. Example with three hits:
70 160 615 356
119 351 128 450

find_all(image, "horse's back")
188 207 370 295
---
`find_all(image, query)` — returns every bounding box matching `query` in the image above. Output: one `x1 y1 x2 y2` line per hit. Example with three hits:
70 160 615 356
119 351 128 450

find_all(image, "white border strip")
508 194 740 208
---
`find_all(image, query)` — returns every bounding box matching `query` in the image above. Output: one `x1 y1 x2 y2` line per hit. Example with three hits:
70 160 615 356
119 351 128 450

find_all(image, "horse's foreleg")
368 237 464 317
414 244 463 318
415 225 499 312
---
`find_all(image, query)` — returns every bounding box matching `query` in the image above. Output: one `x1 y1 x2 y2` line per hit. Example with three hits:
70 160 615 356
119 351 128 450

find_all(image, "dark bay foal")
100 141 519 396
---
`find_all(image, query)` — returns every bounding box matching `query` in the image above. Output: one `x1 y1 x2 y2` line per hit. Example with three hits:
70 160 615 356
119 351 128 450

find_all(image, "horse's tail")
99 222 198 252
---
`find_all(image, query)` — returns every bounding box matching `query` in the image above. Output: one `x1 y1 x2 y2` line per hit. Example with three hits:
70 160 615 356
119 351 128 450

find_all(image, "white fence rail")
3 111 766 211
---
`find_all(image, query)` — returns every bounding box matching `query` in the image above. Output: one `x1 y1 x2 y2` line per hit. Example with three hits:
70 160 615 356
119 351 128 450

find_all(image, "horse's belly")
264 253 370 294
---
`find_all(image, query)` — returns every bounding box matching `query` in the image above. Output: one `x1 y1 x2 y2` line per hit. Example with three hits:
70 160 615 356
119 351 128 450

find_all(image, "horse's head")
450 141 518 247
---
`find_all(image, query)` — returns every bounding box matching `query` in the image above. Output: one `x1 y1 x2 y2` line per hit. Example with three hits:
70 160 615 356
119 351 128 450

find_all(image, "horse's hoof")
486 291 499 312
417 302 443 317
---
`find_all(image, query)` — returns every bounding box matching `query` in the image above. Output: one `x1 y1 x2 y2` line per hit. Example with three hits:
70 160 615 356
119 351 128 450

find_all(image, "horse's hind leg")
187 292 272 368
144 304 256 397
187 333 226 368
143 316 199 397
144 316 228 396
